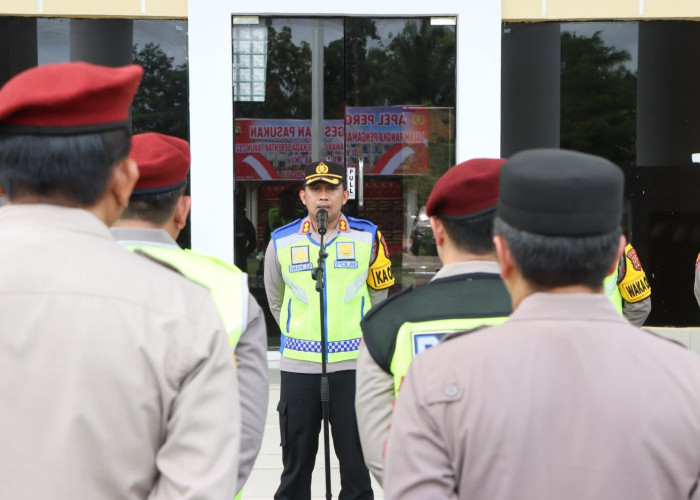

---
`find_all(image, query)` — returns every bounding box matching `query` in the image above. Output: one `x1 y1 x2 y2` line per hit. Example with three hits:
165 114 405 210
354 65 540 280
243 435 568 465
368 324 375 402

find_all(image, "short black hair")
121 186 186 226
440 210 496 255
0 129 130 206
493 217 620 290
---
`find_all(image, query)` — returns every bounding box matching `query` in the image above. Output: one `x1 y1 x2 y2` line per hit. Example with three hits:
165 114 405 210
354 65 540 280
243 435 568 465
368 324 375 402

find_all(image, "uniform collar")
0 204 113 241
299 213 350 235
110 227 179 248
432 260 501 280
511 292 627 323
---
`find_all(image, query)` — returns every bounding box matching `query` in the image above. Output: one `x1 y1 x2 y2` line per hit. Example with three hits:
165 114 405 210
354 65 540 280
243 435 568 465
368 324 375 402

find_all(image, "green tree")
377 20 456 107
560 31 637 166
131 42 189 140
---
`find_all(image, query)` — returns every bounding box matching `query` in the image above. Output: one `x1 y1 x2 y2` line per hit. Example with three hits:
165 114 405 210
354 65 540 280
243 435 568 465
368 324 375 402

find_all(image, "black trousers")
275 370 373 500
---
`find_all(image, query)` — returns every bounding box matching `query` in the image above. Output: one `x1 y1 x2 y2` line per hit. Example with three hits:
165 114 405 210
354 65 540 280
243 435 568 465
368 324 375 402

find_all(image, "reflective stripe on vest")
123 244 248 348
274 223 374 364
390 315 508 396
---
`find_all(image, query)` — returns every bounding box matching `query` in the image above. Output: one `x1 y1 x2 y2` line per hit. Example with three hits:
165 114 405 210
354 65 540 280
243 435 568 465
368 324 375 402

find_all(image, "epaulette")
133 248 186 276
346 215 377 232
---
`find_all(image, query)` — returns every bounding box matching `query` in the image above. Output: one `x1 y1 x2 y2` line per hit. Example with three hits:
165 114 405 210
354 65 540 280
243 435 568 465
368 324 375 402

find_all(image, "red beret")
0 62 143 134
426 158 505 219
130 132 190 194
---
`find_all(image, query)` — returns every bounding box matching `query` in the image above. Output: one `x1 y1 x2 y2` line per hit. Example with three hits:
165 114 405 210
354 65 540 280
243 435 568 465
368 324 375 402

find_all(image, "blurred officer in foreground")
112 132 268 497
355 158 511 485
384 149 700 500
606 242 651 325
0 63 240 499
265 161 394 499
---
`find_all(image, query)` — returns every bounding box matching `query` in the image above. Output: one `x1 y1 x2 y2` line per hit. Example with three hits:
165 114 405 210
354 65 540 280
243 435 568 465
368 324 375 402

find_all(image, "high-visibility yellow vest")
272 217 382 364
604 272 623 313
361 273 512 396
605 243 651 313
123 244 248 349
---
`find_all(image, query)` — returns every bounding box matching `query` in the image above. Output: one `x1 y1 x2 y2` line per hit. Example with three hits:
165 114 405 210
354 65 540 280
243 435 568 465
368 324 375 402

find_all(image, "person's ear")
429 216 446 247
174 194 192 231
299 188 307 207
494 234 515 280
111 157 139 208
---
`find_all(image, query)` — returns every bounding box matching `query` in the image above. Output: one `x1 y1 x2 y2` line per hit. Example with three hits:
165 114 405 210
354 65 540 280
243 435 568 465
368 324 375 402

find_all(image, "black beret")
497 149 623 236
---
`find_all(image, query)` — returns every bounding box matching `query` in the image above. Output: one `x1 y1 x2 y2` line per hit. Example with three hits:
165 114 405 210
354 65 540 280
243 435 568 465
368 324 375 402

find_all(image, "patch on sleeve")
627 247 642 271
618 244 651 303
366 231 394 290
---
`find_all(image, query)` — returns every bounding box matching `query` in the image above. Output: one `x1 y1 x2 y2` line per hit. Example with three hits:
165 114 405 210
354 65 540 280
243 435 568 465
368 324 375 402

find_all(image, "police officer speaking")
264 160 394 499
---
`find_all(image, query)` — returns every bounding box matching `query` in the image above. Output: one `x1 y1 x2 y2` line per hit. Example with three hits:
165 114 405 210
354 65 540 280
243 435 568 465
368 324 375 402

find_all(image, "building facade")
2 1 700 335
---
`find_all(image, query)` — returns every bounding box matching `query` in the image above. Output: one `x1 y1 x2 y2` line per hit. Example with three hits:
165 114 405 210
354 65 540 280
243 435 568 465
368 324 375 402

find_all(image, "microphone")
316 209 328 235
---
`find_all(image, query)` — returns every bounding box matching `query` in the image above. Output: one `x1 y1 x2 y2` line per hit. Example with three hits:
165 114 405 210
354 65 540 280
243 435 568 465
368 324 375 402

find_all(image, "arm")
366 228 394 302
263 240 284 325
384 360 458 500
618 243 651 325
233 295 269 492
355 343 395 486
150 297 240 499
622 296 651 327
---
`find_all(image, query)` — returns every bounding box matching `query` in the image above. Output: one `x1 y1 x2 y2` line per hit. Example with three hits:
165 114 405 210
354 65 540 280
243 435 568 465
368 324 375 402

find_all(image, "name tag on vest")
289 262 313 273
335 261 358 269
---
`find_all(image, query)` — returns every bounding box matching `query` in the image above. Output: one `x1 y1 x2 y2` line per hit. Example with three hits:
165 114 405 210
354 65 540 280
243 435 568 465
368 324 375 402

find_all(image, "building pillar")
501 22 561 157
0 18 38 87
70 19 133 66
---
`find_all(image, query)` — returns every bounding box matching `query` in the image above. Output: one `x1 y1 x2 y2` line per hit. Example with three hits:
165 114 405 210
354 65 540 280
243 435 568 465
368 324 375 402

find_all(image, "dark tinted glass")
502 20 700 326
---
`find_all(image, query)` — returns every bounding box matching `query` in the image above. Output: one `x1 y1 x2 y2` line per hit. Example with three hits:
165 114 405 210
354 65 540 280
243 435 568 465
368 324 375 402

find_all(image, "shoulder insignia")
339 219 348 232
627 247 642 271
301 220 311 233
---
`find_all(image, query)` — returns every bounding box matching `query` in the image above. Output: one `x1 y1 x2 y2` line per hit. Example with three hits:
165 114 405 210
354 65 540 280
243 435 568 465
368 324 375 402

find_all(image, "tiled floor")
244 365 383 499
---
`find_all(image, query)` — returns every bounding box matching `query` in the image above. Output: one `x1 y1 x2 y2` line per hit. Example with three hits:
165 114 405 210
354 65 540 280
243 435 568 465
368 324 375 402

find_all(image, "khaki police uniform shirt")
384 292 700 500
264 213 388 374
0 205 240 499
355 260 501 486
111 226 269 492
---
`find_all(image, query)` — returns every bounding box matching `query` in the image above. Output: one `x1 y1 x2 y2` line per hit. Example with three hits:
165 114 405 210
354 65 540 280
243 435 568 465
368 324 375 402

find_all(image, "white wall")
187 0 502 261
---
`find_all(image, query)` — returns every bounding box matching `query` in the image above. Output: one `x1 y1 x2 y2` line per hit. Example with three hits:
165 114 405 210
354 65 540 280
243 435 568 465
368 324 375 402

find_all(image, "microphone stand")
311 210 332 500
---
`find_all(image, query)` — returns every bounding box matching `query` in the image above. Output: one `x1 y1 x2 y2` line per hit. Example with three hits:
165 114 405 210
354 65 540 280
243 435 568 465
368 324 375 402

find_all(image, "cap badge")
316 162 329 174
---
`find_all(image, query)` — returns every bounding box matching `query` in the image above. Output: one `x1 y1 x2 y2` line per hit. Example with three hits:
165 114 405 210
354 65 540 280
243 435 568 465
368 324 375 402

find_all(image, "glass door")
232 16 456 347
